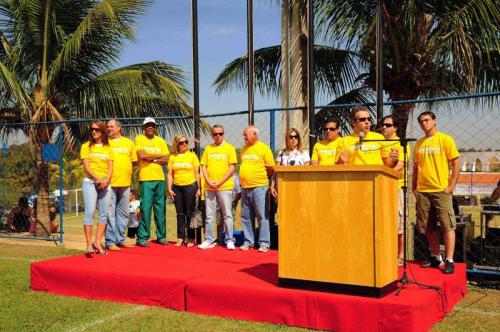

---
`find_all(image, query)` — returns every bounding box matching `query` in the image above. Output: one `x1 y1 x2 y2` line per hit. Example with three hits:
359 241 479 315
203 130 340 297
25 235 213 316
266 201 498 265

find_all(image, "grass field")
0 243 499 331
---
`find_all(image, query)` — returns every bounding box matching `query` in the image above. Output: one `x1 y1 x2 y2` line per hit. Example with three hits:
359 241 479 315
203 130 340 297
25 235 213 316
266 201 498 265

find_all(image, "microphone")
358 132 365 146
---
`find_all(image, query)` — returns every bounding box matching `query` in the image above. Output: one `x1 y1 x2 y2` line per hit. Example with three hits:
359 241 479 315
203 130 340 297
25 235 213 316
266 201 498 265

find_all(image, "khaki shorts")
397 189 405 235
415 191 456 234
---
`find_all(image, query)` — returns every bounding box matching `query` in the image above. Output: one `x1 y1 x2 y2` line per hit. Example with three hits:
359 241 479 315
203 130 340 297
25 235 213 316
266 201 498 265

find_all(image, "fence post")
58 124 64 244
270 110 275 152
2 143 6 211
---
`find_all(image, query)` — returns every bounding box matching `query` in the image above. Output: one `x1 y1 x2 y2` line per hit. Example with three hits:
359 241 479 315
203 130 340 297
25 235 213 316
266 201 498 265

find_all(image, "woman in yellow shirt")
167 135 201 247
80 121 113 255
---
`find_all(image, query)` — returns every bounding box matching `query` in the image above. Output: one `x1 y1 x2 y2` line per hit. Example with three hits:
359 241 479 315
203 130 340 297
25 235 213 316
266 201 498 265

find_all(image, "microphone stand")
359 136 441 294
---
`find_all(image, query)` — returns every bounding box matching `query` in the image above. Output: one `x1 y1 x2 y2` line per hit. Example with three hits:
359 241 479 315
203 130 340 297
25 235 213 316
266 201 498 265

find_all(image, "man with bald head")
106 119 137 250
239 125 275 252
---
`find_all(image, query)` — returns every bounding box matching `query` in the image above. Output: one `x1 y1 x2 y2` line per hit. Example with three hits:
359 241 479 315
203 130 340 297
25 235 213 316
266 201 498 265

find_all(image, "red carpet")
30 243 466 331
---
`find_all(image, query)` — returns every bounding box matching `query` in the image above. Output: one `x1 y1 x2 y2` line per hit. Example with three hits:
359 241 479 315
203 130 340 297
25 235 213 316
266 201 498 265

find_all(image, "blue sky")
118 0 282 115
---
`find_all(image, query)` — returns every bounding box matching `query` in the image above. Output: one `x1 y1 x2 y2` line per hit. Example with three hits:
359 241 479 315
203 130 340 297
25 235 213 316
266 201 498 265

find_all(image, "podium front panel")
276 166 398 294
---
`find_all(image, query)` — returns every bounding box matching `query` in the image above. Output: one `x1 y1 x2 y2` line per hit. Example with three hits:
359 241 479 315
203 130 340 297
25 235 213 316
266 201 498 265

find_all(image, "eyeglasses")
177 140 189 146
356 117 371 122
323 127 338 132
212 132 224 137
90 128 100 132
288 135 299 140
381 123 394 128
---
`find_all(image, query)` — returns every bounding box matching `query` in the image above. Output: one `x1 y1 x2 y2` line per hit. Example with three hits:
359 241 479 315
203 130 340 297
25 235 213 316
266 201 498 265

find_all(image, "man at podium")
337 107 395 167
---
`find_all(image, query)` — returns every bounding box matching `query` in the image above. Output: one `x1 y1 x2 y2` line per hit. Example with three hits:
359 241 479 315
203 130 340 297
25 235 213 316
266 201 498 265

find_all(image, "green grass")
0 243 499 331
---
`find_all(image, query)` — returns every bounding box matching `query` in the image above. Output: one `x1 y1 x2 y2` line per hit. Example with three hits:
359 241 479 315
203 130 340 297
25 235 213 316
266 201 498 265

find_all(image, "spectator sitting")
49 201 59 233
7 197 32 232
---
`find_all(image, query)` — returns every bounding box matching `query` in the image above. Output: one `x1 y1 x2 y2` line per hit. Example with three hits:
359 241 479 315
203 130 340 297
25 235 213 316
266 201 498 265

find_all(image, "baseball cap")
143 117 157 125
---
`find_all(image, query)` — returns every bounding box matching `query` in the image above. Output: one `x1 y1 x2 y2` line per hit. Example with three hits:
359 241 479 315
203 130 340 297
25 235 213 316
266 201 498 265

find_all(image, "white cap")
143 117 157 125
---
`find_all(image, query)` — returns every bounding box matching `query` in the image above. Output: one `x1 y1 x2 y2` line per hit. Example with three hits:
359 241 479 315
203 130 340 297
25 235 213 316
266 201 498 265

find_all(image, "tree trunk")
34 143 52 237
280 0 309 149
391 102 416 139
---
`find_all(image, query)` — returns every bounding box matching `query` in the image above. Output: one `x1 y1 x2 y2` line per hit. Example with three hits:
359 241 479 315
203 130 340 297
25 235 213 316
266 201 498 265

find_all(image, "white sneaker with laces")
226 241 235 250
198 241 216 249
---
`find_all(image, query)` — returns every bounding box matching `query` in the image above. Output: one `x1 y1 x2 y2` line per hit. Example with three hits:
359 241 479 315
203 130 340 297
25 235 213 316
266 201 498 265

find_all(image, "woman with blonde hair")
80 121 113 255
271 128 310 199
167 135 201 247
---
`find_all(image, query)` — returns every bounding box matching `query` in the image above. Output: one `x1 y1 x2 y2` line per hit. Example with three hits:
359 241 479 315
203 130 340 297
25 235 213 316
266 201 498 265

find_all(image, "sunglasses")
177 140 189 146
144 123 156 128
212 132 224 137
90 127 100 132
288 135 299 140
381 123 394 128
356 117 371 122
323 127 338 132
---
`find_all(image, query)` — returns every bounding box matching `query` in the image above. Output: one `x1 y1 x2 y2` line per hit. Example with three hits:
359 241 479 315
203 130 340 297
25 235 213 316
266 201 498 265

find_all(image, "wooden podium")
276 165 399 297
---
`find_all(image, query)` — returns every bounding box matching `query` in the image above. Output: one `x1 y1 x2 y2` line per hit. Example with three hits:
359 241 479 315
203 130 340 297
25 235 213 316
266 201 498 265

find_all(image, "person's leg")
152 181 166 241
240 188 255 247
184 183 197 241
253 186 270 249
433 192 456 261
95 186 111 251
203 191 218 243
218 190 234 245
137 181 154 244
173 185 186 241
105 187 118 247
426 205 441 257
115 187 130 245
397 188 405 262
82 181 97 251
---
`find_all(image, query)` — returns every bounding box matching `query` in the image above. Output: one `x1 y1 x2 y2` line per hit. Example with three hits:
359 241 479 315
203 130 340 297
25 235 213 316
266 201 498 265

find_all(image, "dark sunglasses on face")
90 128 100 132
212 132 224 137
288 135 299 140
356 117 371 122
177 140 188 146
381 123 394 128
323 127 338 132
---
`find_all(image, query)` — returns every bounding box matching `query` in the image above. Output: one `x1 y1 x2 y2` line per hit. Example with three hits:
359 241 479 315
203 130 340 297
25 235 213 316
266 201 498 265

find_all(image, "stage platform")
30 243 466 331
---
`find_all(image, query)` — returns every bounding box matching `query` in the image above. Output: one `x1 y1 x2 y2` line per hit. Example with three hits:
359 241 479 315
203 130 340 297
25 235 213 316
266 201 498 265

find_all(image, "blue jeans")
205 190 234 244
106 187 130 246
82 181 111 226
241 186 270 248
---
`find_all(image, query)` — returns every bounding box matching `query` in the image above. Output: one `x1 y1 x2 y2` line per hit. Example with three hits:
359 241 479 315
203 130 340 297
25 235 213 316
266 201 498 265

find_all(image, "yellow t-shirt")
391 136 411 188
201 142 238 191
109 137 137 187
168 151 200 186
80 142 113 179
135 135 169 181
414 131 459 192
239 141 275 188
311 139 340 165
338 131 390 165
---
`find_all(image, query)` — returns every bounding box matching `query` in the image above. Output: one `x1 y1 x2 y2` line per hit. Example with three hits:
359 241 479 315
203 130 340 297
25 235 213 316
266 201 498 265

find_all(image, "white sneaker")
226 241 235 250
198 241 216 250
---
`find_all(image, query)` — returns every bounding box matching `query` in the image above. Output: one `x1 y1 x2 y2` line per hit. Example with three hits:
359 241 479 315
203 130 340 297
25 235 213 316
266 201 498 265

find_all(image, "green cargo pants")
137 180 166 243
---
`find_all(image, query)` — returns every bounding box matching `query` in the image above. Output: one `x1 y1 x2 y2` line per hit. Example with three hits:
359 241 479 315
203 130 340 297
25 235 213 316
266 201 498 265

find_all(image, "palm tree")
214 0 499 138
0 0 194 235
49 157 85 190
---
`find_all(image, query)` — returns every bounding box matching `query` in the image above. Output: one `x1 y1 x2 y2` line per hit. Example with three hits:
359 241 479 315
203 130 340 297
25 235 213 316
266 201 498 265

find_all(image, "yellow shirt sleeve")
311 143 319 161
264 145 276 166
80 142 90 159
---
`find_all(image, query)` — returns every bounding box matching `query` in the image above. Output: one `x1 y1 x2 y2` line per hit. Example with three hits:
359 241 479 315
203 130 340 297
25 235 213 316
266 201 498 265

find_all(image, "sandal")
398 258 404 267
186 240 195 248
92 243 108 255
175 239 185 247
84 244 94 257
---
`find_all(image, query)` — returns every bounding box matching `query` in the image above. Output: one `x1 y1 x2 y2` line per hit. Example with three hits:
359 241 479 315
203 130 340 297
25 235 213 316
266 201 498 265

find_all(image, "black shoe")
136 241 150 247
421 256 444 268
443 260 455 274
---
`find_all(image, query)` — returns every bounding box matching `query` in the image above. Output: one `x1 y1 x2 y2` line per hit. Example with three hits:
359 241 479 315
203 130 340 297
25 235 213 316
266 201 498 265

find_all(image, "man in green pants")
135 117 170 247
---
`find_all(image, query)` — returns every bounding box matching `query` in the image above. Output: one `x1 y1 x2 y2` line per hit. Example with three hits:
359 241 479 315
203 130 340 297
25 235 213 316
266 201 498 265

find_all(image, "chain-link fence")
0 95 498 282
